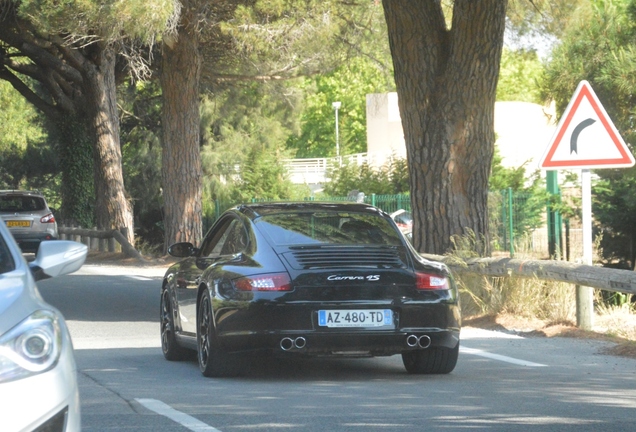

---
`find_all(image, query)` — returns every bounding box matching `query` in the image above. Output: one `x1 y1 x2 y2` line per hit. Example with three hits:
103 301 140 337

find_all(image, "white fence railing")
283 152 398 184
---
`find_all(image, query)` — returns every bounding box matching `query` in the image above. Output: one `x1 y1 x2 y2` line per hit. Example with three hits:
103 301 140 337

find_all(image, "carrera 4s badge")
327 275 381 281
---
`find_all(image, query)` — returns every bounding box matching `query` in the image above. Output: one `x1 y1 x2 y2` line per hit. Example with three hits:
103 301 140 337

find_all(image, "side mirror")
30 240 88 281
168 242 198 258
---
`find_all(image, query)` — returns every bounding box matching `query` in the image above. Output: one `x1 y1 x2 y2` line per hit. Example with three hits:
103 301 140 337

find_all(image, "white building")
286 93 558 188
365 92 557 170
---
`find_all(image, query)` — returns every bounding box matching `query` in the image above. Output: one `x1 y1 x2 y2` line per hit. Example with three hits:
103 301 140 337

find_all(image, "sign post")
539 80 635 330
546 171 561 259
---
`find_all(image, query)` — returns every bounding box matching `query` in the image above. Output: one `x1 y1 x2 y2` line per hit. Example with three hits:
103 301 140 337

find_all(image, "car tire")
401 343 459 374
197 290 242 377
160 288 191 361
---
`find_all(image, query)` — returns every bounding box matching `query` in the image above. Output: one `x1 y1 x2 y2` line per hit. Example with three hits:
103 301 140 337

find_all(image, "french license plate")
318 309 392 328
6 220 30 228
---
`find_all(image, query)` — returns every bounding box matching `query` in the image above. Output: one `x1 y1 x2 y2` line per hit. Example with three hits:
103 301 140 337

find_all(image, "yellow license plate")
6 220 31 228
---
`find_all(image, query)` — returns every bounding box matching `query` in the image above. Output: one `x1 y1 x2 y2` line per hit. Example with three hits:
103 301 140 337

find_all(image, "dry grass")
457 274 577 324
461 296 636 360
594 303 636 340
451 232 636 359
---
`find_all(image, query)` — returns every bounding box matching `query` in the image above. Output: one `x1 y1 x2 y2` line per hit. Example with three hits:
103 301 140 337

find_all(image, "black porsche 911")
160 202 461 377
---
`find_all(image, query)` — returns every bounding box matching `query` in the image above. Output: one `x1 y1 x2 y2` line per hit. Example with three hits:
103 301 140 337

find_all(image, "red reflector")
40 213 56 223
416 272 449 290
233 273 292 291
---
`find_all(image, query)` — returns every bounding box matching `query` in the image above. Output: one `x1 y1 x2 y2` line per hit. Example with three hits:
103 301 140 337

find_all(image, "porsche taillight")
233 273 292 291
415 272 449 290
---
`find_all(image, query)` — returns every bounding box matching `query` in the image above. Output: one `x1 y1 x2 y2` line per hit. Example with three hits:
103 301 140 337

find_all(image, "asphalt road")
37 264 636 432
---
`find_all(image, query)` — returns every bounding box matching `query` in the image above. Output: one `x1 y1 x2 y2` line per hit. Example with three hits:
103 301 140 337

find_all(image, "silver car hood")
0 269 45 335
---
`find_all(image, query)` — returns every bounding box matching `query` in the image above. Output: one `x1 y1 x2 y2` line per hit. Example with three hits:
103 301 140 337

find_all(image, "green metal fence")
204 191 544 257
489 189 545 256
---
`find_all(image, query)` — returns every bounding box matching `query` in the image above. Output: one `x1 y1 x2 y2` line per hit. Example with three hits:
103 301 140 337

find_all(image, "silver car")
0 190 59 253
0 221 86 431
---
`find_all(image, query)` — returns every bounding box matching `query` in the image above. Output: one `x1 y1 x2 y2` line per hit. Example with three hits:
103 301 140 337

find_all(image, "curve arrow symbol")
570 118 596 154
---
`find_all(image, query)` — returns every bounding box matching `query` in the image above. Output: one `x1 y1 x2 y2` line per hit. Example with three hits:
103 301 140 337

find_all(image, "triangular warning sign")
539 80 635 170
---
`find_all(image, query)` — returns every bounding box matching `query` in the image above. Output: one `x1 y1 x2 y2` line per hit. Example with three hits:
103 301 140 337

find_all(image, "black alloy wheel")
160 288 190 361
197 290 241 377
401 343 459 374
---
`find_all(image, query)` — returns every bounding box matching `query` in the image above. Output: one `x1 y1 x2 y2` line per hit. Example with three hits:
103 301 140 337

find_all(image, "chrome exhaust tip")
406 334 419 347
418 335 432 349
280 337 294 351
294 337 306 349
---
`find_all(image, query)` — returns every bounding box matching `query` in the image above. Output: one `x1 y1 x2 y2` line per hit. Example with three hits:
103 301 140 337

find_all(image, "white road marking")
460 346 547 367
136 398 222 432
76 265 165 278
127 275 153 281
462 328 525 339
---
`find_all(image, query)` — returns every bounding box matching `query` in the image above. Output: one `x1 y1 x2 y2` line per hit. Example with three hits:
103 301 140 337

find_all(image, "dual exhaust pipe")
406 334 431 349
280 334 430 351
280 337 306 351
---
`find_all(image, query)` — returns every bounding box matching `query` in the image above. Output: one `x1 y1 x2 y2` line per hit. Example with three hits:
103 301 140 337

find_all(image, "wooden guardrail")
59 224 636 294
422 253 636 330
421 254 636 295
58 226 144 262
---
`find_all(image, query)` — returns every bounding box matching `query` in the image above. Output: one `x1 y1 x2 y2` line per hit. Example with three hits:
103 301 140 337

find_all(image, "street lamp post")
332 101 341 158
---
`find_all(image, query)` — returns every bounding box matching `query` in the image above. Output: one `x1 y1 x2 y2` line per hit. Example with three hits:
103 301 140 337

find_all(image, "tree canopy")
5 0 634 263
541 0 636 269
0 0 180 241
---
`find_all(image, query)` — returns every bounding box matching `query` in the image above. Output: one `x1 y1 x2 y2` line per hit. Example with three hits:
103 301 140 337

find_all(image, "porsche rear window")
256 212 403 246
0 196 46 212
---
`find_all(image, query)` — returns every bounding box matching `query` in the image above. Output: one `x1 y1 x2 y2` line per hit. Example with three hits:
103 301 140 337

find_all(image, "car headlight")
0 310 62 383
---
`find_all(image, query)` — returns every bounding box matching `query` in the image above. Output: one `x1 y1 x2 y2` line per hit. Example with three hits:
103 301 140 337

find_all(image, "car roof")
0 190 45 197
236 202 386 219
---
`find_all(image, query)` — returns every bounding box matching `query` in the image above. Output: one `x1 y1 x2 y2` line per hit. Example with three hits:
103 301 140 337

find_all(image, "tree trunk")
382 0 507 255
83 45 135 245
160 2 203 251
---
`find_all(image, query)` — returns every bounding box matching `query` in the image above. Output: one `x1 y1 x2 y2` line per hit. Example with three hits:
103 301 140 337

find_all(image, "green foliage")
541 0 636 268
227 0 344 75
18 0 177 43
0 144 26 189
234 146 293 201
322 157 409 196
506 0 583 39
283 2 395 159
223 0 390 81
593 167 636 269
55 117 94 227
119 81 163 244
489 149 528 191
200 81 303 211
0 139 64 211
0 82 61 201
488 149 548 251
0 81 46 151
286 56 395 158
541 0 636 116
497 48 543 103
0 82 51 189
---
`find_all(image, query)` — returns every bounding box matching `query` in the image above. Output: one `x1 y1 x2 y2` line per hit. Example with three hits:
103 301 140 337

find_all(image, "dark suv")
0 190 58 252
